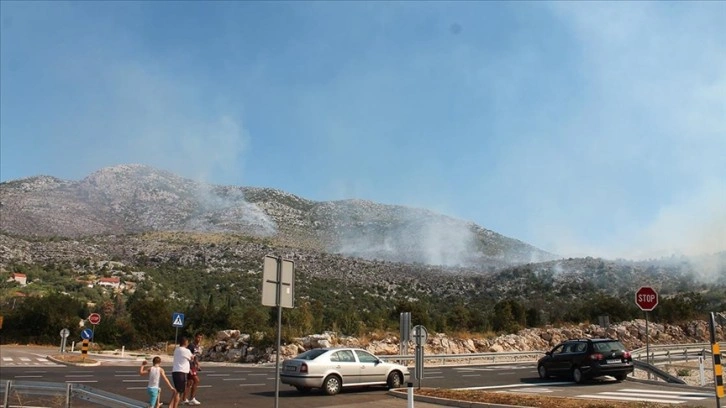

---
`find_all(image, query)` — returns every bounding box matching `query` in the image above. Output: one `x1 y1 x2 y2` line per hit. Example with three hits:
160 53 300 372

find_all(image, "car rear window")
593 341 626 352
295 349 328 360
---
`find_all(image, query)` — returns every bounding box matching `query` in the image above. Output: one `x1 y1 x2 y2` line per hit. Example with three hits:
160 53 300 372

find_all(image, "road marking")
19 357 31 362
65 380 97 383
462 374 482 377
122 379 147 383
115 374 139 377
454 382 570 391
2 357 12 361
205 373 230 377
239 383 266 387
14 375 43 378
223 378 247 381
576 388 712 404
618 388 712 397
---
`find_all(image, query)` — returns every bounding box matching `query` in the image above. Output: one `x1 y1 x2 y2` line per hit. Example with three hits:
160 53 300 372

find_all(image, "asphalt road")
0 346 718 408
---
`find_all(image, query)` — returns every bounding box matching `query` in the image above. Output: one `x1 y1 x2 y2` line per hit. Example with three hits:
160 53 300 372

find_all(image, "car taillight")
588 353 604 361
300 363 308 373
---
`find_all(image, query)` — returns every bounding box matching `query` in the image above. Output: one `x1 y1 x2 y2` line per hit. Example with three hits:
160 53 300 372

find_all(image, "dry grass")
416 388 707 408
50 354 98 364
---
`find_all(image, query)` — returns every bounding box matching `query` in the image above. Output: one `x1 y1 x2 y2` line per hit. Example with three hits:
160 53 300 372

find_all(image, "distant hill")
0 164 554 268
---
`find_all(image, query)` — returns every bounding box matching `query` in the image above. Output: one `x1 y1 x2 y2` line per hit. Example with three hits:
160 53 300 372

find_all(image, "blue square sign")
172 312 185 328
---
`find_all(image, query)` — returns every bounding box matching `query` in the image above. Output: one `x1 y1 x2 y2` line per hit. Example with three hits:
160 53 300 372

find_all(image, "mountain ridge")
0 164 554 268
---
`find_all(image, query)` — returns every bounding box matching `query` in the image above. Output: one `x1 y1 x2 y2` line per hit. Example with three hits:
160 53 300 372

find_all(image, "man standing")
169 337 193 408
183 332 203 405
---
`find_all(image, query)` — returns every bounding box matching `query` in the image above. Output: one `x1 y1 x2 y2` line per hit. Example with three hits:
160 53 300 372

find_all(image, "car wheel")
614 373 628 382
387 371 403 389
572 367 584 384
537 365 549 379
323 375 342 395
295 386 312 393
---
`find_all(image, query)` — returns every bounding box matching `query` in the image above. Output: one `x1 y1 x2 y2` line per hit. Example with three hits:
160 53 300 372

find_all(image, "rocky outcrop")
201 319 721 364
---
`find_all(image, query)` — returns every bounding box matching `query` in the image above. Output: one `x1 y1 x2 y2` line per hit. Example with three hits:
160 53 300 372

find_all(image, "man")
183 332 203 405
169 337 193 408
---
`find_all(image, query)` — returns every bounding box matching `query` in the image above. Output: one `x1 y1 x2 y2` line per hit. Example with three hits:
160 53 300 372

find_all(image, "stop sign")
635 286 658 311
88 313 101 325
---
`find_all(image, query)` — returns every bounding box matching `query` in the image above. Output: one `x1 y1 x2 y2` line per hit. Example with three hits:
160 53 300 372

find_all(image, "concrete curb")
388 389 533 408
46 354 101 367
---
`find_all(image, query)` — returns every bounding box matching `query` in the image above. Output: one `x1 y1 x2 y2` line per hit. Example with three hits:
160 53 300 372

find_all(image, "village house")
8 272 27 286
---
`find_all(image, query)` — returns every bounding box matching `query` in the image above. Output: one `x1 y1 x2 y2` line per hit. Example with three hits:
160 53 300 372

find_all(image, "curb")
46 354 101 367
388 389 532 408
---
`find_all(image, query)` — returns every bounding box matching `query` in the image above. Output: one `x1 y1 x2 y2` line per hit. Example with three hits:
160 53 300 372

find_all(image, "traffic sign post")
710 312 724 407
88 313 101 350
635 287 658 366
261 255 295 408
412 325 428 389
59 328 70 353
172 312 185 345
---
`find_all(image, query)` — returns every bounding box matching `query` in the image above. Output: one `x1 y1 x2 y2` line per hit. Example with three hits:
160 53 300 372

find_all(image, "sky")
1 1 725 260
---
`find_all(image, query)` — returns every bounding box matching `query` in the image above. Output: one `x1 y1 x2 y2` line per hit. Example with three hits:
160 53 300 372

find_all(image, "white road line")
19 357 31 362
115 374 139 377
599 391 705 401
122 379 148 383
205 374 230 377
223 378 247 381
455 381 571 391
2 357 12 361
239 383 266 387
618 388 712 397
14 375 43 378
65 380 98 383
462 374 482 377
66 374 94 377
577 394 684 404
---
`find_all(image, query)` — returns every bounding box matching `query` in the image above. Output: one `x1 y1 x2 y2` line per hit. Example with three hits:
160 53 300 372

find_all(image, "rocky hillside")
0 164 553 268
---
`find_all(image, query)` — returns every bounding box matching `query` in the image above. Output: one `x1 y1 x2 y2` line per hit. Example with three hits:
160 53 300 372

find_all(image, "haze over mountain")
0 164 554 268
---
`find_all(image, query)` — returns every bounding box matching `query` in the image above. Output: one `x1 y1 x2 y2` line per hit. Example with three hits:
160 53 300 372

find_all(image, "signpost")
172 312 185 345
261 255 295 408
88 313 101 349
400 312 411 357
635 286 658 365
59 328 70 353
412 325 428 390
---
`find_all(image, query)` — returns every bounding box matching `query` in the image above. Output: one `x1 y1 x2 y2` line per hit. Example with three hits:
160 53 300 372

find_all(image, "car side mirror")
545 351 552 356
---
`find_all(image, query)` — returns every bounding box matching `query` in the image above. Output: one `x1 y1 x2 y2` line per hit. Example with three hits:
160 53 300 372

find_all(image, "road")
0 346 718 407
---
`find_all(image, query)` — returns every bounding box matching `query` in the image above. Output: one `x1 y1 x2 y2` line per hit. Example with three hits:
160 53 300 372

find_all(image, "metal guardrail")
382 351 543 365
1 380 146 408
379 342 726 367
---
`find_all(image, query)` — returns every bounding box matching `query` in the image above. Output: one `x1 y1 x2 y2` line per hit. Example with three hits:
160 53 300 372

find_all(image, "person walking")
183 332 203 405
139 356 174 408
169 337 193 408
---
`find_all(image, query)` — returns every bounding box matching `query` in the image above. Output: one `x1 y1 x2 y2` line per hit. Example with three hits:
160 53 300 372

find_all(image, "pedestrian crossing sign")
172 312 185 328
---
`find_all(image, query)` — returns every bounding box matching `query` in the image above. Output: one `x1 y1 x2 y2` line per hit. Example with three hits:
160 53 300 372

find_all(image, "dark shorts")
172 372 187 393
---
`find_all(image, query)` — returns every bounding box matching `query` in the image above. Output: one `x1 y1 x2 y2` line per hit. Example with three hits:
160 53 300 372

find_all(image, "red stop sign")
88 313 101 325
635 286 658 311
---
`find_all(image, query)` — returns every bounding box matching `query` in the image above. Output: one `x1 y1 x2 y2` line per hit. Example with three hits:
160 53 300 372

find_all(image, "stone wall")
201 319 721 364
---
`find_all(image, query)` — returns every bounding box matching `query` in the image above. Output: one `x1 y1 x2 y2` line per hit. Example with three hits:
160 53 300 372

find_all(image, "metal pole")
274 257 282 408
4 380 11 408
710 312 723 408
407 382 414 408
645 312 650 365
175 327 179 347
66 382 72 407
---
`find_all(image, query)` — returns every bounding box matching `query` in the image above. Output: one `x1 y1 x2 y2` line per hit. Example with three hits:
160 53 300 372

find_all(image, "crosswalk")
576 387 713 405
1 356 61 367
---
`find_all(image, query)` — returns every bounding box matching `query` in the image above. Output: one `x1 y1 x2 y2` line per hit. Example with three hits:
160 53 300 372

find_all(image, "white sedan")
280 347 409 395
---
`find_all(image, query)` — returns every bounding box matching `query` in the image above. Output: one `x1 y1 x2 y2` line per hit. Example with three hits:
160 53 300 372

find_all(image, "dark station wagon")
537 338 634 383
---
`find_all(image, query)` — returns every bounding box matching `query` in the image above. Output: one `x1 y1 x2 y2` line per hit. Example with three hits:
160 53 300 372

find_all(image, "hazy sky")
1 1 724 259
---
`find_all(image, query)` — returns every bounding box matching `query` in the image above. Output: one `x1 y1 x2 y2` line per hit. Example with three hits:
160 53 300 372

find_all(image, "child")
140 357 174 408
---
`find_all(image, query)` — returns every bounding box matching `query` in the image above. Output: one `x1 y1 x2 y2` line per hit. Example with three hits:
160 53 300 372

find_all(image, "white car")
280 347 409 395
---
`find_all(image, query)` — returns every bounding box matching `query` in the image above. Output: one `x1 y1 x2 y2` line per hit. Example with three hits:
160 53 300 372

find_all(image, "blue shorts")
147 386 160 407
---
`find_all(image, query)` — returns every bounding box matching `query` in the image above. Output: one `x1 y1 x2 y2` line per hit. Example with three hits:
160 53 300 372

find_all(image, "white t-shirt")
172 346 193 373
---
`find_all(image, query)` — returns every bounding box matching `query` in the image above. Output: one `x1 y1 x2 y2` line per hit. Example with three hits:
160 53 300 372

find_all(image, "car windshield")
295 349 328 360
594 341 626 352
